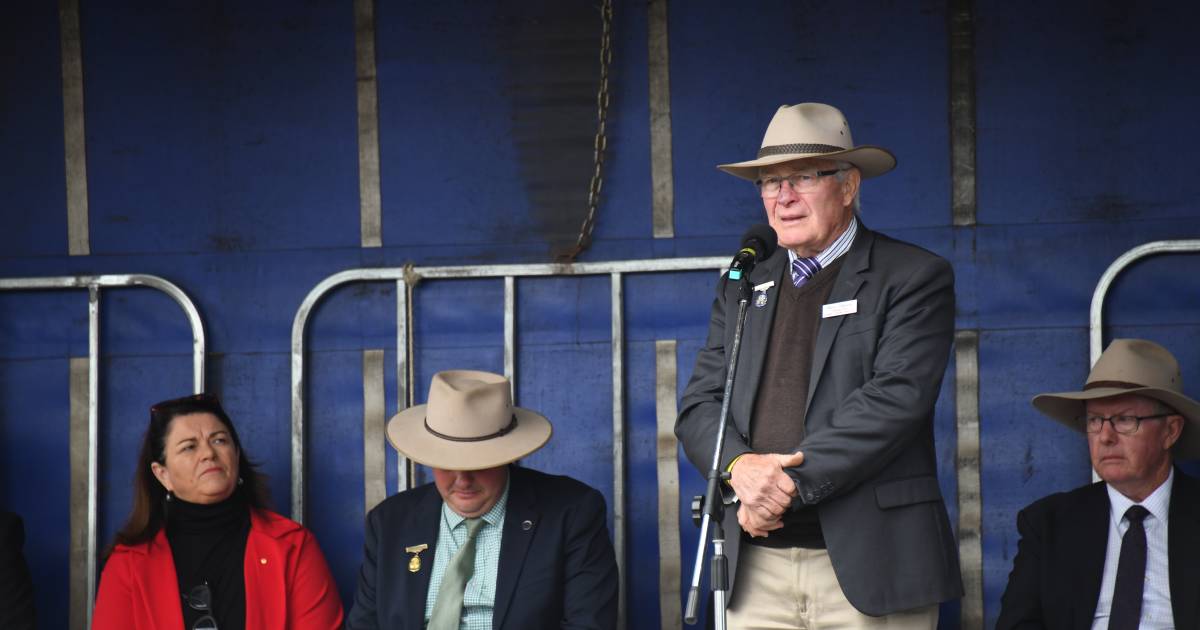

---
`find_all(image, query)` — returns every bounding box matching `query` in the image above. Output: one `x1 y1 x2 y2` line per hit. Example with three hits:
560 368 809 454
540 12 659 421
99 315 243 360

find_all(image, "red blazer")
94 509 343 630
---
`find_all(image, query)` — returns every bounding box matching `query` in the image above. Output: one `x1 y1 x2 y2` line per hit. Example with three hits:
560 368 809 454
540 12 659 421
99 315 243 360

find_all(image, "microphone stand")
684 273 754 629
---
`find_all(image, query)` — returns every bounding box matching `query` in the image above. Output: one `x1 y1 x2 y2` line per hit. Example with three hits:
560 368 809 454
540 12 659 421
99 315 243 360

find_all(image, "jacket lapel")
731 250 787 427
492 468 537 630
243 512 275 628
406 488 443 629
1071 483 1111 630
1169 470 1200 630
806 227 871 408
142 531 187 629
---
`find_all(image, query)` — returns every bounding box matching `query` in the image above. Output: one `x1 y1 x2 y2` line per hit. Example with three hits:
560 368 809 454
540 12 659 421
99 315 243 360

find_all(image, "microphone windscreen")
740 223 778 261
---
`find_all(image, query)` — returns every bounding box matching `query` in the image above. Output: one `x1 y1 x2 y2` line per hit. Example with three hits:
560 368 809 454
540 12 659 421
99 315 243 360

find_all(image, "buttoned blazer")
676 225 963 616
995 470 1200 629
345 466 618 630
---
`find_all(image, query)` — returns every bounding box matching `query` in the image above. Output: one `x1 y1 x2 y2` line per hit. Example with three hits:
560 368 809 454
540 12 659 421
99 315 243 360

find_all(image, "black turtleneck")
166 490 250 630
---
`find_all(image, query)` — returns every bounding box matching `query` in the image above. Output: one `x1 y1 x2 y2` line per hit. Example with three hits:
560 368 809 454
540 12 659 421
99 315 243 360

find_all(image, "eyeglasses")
150 393 225 427
755 169 845 198
182 583 219 630
152 392 221 414
1077 413 1173 435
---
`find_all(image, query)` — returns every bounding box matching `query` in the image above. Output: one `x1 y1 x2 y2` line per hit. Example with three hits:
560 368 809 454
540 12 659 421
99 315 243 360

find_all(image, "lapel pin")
753 280 774 309
521 519 533 531
405 543 428 573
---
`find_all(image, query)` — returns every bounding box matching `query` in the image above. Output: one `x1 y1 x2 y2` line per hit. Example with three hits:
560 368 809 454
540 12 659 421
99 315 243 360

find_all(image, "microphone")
727 223 778 281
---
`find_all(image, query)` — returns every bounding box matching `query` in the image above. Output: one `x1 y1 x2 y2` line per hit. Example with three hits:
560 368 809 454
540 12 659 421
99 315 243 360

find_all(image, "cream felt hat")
1032 339 1200 458
718 103 897 181
387 370 552 471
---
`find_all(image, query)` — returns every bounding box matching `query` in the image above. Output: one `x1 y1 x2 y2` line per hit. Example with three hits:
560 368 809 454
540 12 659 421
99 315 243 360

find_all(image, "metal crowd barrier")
1089 240 1200 365
0 274 205 629
289 256 726 627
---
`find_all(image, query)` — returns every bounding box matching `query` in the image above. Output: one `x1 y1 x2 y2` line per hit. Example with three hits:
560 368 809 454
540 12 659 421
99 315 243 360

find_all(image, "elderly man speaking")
346 370 618 630
676 103 962 628
997 339 1200 629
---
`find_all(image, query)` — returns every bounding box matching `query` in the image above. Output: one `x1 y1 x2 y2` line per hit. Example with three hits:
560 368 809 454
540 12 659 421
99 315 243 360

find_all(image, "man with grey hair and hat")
676 103 961 627
346 370 618 630
997 339 1200 630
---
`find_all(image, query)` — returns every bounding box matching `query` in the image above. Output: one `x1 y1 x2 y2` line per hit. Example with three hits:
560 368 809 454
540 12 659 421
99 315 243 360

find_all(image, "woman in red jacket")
93 393 343 630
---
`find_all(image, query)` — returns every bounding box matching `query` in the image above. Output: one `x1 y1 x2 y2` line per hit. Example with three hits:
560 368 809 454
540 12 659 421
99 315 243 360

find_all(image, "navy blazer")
0 511 36 630
676 225 963 616
346 466 618 630
996 469 1200 629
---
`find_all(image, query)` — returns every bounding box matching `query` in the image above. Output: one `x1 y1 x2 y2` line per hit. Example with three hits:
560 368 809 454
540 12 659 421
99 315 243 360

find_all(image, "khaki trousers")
726 544 938 630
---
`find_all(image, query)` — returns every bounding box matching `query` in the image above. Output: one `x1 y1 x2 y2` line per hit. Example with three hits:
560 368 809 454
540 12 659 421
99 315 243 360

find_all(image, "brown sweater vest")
746 255 844 548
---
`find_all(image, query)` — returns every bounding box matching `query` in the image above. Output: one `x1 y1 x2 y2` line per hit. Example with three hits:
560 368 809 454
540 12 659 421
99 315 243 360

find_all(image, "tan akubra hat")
1032 338 1200 458
717 102 897 181
387 370 552 471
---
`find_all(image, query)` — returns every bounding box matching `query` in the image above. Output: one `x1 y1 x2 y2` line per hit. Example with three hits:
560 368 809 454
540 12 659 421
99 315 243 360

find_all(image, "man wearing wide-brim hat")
676 103 961 627
346 370 618 630
997 339 1200 630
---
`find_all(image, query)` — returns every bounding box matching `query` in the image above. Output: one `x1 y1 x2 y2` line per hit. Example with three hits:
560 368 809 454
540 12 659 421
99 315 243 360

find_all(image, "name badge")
822 299 858 319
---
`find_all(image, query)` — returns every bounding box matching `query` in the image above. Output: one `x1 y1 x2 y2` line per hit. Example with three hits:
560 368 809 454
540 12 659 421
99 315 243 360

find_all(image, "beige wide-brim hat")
1032 339 1200 458
387 370 552 471
718 103 897 181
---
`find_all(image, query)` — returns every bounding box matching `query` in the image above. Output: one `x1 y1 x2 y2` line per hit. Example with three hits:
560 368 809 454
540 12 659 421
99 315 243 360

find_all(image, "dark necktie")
791 256 821 288
1108 505 1150 630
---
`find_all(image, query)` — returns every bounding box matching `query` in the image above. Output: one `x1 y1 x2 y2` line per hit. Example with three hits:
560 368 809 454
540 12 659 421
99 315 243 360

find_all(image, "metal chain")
559 0 613 262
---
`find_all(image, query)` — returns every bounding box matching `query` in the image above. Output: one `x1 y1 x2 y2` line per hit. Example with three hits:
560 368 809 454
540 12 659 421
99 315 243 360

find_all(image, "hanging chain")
559 0 613 262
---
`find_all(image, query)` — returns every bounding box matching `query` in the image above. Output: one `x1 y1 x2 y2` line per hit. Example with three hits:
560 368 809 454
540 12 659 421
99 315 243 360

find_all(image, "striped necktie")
791 256 822 288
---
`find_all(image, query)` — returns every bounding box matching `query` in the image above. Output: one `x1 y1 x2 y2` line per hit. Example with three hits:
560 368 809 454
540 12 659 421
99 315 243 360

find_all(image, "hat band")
1084 380 1144 391
423 414 518 442
757 143 846 159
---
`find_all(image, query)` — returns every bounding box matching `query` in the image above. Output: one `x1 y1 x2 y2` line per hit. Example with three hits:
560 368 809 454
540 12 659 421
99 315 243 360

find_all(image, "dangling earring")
165 491 174 502
237 477 244 486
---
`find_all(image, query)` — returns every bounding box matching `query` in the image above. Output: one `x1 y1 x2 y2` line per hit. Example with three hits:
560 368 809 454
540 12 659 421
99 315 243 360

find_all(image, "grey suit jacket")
676 225 963 616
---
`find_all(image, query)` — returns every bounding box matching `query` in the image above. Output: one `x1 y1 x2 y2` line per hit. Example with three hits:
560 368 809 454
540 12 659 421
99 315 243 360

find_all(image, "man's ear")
842 168 861 208
1163 414 1185 450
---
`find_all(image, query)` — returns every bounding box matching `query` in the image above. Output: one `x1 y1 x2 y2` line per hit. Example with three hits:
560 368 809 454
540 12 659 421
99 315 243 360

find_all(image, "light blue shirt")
424 479 509 630
1091 468 1174 629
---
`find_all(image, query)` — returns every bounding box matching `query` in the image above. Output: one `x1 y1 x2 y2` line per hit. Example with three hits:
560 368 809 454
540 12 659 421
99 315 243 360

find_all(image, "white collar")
787 216 858 268
1106 466 1173 527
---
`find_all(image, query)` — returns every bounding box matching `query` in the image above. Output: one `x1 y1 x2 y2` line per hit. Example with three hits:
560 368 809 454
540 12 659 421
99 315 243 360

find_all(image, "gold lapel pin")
405 543 429 573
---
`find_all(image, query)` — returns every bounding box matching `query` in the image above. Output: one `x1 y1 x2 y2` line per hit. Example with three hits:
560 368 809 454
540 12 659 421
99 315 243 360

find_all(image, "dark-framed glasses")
150 393 228 431
1078 413 1173 435
182 583 219 630
152 392 221 415
755 169 845 198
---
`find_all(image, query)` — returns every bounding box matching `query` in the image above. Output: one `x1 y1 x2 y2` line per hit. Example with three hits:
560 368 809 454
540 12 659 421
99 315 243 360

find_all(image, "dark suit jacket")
676 224 963 616
346 466 618 630
0 511 36 630
995 470 1200 629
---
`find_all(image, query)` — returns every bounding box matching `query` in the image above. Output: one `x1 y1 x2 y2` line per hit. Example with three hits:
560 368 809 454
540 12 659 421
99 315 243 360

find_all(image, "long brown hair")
111 393 270 549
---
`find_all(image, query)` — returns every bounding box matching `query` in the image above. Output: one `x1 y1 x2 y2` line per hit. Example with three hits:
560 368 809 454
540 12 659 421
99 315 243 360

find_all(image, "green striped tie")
427 518 484 630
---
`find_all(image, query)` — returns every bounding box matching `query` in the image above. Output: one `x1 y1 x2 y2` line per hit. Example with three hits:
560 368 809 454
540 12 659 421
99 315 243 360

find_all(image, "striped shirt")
425 480 509 630
787 216 858 270
1091 468 1174 629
